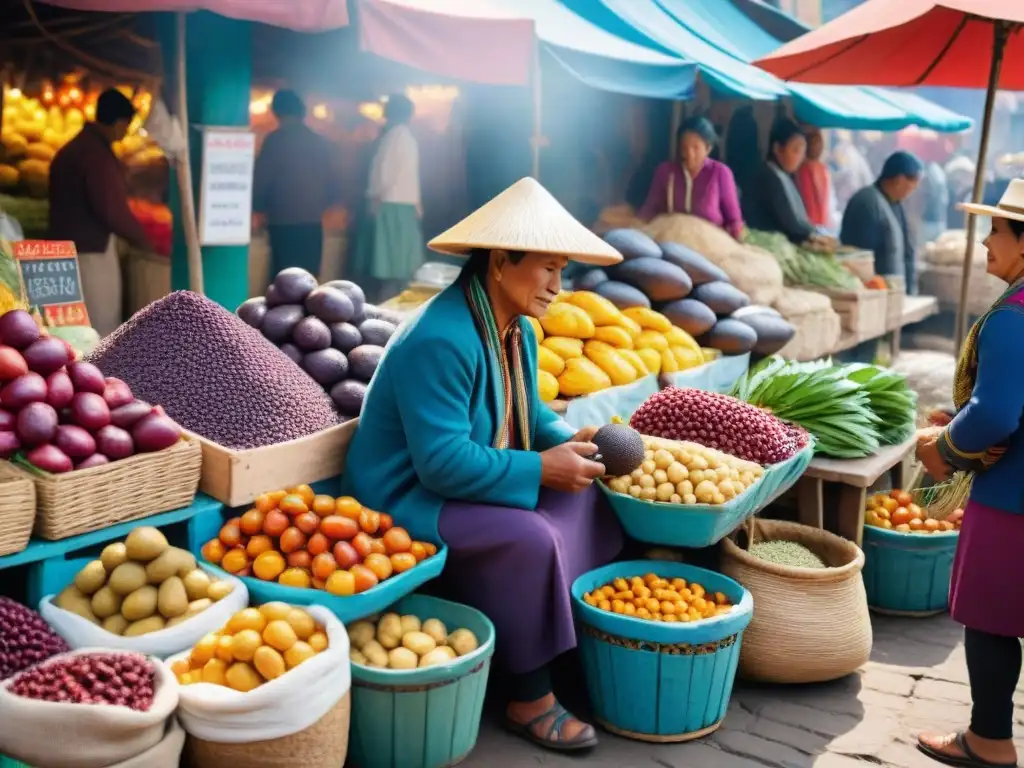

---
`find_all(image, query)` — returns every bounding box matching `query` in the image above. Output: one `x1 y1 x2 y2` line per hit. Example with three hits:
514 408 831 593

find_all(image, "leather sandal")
504 701 599 752
917 731 1018 767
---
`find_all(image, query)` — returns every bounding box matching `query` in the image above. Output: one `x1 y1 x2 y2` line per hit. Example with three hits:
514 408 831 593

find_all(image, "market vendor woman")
915 179 1024 768
343 178 624 752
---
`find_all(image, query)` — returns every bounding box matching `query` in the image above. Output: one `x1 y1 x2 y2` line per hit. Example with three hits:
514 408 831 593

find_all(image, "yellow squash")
665 326 701 354
671 345 704 370
636 348 662 375
565 291 624 327
617 314 643 338
542 336 584 360
635 330 669 351
583 340 637 387
660 348 680 374
558 357 611 397
592 325 633 349
539 303 596 339
617 348 650 377
537 345 566 376
537 370 559 402
623 307 672 333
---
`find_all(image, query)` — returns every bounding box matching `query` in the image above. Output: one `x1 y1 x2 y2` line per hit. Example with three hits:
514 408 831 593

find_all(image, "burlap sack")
0 650 178 768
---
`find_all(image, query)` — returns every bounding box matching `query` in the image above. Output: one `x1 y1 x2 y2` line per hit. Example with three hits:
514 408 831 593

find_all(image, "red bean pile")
9 652 156 711
0 597 69 680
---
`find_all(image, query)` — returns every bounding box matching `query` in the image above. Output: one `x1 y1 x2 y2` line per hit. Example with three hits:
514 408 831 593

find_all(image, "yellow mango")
526 316 544 343
540 303 595 339
584 341 638 387
537 370 559 402
665 326 701 354
538 345 566 376
617 348 650 377
671 345 704 370
592 325 633 349
565 291 625 327
636 348 662 375
660 348 680 374
558 357 611 397
623 307 672 333
635 331 669 351
616 314 643 338
701 348 722 363
542 336 583 360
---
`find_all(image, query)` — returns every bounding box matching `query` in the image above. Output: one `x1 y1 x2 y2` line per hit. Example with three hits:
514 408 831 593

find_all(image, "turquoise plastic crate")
188 502 448 624
862 524 958 616
572 560 753 742
598 442 814 548
0 756 30 768
348 594 495 768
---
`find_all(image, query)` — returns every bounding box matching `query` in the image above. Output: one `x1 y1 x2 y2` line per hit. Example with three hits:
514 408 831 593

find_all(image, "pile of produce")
348 613 479 670
731 356 917 458
87 291 339 450
0 309 182 473
171 604 327 689
127 199 172 257
238 269 399 419
582 572 733 623
53 527 235 637
0 195 47 239
744 230 862 292
9 651 156 710
748 540 826 569
0 597 69 680
630 387 809 465
534 293 707 400
604 435 764 506
581 229 794 357
864 489 962 534
200 485 437 595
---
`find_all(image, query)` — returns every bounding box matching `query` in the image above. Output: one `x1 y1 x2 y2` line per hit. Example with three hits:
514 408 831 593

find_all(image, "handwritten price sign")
12 241 91 327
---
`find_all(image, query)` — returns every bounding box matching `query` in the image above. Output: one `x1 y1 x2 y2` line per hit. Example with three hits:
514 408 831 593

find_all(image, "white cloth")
367 124 421 206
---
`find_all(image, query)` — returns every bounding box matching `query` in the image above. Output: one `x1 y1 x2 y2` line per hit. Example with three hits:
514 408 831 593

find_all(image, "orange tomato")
908 518 924 532
320 515 359 541
239 509 265 536
294 512 321 536
335 496 362 520
311 553 337 581
369 538 387 556
378 513 394 533
201 539 227 565
279 495 308 517
333 541 360 569
312 578 327 591
288 484 316 506
895 523 912 532
351 532 374 560
325 569 355 596
383 528 412 554
278 568 311 589
923 518 940 533
359 509 380 535
364 553 393 581
263 510 290 538
938 520 954 532
279 527 307 554
907 503 923 519
266 490 288 506
253 551 286 581
890 507 913 526
390 552 417 574
219 522 242 548
287 550 312 569
350 564 378 594
408 542 427 562
221 548 250 574
225 516 242 529
311 495 336 517
892 490 914 508
422 542 438 557
253 493 279 513
307 533 330 556
246 534 275 558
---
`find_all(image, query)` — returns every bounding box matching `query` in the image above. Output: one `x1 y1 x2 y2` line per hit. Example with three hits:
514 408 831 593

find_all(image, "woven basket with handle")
720 519 872 684
0 465 35 556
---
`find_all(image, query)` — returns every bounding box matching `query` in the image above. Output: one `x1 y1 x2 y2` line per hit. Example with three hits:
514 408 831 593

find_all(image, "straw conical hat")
428 177 623 266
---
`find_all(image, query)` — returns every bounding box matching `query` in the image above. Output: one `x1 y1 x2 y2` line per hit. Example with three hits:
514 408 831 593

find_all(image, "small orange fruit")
279 527 307 554
253 493 278 513
895 523 912 532
221 548 249 574
171 659 191 677
378 513 394 533
287 550 312 569
253 550 286 581
364 553 393 581
246 534 275 558
288 484 316 506
333 541 360 569
351 532 374 560
359 509 380 535
408 542 427 562
350 564 379 593
369 538 387 556
908 518 924 531
382 527 412 554
422 542 438 557
307 532 330 556
239 509 265 536
278 568 311 589
216 635 236 662
312 577 327 590
390 552 417 574
923 518 940 533
262 510 290 537
312 494 336 517
891 507 913 526
279 494 308 517
294 511 321 536
320 515 359 541
219 522 242 548
311 552 337 581
325 569 355 596
335 496 362 520
201 539 227 565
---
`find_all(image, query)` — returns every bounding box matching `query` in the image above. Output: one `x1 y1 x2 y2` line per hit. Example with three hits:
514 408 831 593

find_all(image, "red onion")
9 652 156 711
0 597 69 681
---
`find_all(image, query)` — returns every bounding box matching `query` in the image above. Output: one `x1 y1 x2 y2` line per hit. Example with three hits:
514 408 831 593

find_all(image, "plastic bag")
0 649 179 768
40 569 248 658
166 605 350 743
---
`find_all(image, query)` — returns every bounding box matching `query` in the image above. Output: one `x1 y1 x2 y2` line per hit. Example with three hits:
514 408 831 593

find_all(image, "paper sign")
12 240 90 327
198 128 256 246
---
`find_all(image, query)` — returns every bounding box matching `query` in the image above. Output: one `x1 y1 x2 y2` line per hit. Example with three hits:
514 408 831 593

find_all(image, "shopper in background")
832 130 875 210
840 150 923 294
252 90 339 278
637 116 744 239
919 159 949 246
48 88 151 337
794 126 838 234
351 94 424 303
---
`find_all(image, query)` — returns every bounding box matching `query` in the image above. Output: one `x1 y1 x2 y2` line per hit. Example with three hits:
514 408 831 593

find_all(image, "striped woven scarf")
464 275 532 451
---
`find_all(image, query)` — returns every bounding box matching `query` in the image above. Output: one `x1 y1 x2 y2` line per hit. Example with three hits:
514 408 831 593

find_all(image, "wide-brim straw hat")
428 177 623 266
959 177 1024 223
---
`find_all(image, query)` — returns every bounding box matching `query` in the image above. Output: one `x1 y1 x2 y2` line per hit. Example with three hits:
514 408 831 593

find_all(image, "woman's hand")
570 425 600 443
540 442 606 492
928 408 954 427
916 433 952 482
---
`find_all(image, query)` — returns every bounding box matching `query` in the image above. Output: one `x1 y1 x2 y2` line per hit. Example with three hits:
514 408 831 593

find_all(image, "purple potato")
260 305 305 343
304 287 355 324
273 268 319 304
302 348 349 387
330 379 367 416
348 345 384 383
280 343 303 365
292 316 331 352
323 280 365 318
237 297 268 329
358 319 396 348
329 322 362 354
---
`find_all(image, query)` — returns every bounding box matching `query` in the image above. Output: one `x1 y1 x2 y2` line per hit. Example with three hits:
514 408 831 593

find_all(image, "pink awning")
37 0 349 32
357 0 535 86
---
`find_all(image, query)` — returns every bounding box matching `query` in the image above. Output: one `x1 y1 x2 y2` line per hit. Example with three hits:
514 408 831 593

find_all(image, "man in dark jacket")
49 88 151 336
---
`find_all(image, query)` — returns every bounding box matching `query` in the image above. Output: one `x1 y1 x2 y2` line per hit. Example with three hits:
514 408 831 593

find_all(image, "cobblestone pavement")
462 613 1024 767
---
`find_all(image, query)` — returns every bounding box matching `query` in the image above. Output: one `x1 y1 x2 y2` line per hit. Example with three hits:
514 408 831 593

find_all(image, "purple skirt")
435 485 624 675
949 500 1024 637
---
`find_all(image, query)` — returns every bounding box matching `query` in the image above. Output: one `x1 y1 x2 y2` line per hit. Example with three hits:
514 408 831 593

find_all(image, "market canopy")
356 0 697 97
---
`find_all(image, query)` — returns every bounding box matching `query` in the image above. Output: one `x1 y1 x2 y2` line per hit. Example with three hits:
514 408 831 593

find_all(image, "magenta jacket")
638 159 744 239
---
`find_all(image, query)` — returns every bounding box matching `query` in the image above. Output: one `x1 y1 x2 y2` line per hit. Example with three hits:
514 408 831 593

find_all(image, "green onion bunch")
842 363 918 445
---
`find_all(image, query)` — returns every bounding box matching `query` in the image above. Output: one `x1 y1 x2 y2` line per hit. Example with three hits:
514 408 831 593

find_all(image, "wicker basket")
917 264 1003 316
0 464 35 557
186 692 349 768
720 519 872 684
17 437 202 541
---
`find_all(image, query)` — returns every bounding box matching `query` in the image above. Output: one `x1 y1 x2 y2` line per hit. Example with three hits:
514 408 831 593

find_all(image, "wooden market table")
816 295 939 359
795 437 916 547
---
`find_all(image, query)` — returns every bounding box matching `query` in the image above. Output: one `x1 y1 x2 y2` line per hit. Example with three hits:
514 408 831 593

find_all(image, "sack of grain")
646 214 784 305
772 288 841 360
772 287 833 317
923 229 987 267
595 204 645 234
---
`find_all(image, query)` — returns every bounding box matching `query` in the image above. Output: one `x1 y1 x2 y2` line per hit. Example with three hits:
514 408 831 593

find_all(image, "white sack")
167 605 350 743
106 717 185 768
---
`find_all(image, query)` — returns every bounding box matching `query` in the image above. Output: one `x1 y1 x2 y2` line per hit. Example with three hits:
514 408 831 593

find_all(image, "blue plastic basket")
348 594 495 768
862 524 958 616
598 442 814 548
188 501 448 624
572 560 753 742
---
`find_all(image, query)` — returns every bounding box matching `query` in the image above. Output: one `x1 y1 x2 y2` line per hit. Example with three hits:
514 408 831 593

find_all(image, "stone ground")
462 613 1024 767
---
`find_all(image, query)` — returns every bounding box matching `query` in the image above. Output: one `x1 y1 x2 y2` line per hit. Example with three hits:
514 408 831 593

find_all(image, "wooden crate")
835 248 875 281
186 420 358 507
816 287 888 338
883 275 906 331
